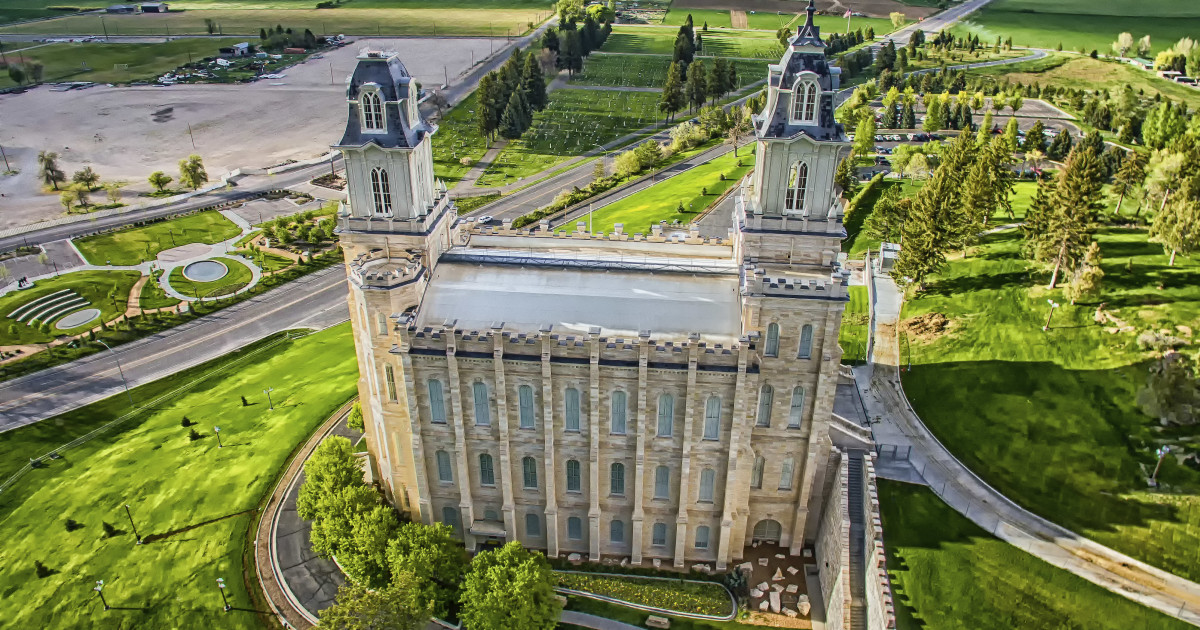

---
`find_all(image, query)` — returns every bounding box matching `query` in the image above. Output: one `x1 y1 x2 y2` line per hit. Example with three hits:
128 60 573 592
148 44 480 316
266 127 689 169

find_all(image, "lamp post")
94 580 109 610
263 387 274 410
216 578 231 612
1042 299 1059 331
1152 445 1171 487
95 339 133 407
214 426 223 448
123 504 142 544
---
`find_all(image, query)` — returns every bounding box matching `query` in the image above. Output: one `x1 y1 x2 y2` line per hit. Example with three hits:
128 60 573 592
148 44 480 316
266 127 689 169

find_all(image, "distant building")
106 4 136 13
218 42 250 57
138 2 168 12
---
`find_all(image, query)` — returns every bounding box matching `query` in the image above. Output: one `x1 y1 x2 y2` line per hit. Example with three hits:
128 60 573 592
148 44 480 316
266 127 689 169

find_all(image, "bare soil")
902 312 951 341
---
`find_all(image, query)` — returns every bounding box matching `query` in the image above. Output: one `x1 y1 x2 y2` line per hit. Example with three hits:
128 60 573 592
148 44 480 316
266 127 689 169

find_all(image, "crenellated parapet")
741 263 851 301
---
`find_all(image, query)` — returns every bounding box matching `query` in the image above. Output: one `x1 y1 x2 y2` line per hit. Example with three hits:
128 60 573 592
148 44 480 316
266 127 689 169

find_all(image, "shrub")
613 150 642 178
348 402 365 432
102 521 118 538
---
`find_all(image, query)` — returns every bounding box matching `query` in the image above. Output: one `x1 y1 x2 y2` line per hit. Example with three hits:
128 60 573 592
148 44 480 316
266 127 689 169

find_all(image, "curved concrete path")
859 262 1200 627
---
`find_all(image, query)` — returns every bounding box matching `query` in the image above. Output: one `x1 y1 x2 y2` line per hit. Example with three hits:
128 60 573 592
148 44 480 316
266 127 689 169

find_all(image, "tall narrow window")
473 381 490 426
779 456 795 490
652 522 667 546
751 455 765 490
790 79 818 123
699 468 715 503
376 312 388 335
610 519 625 543
756 384 774 428
564 387 581 431
654 465 670 499
765 323 780 357
479 453 495 486
611 391 627 434
370 167 392 215
785 162 808 213
567 516 583 540
436 450 452 482
566 459 581 492
361 91 383 130
657 394 674 437
383 364 397 402
789 386 806 429
695 525 710 549
526 513 542 537
799 324 814 359
610 462 625 495
518 385 535 429
428 379 446 424
442 506 459 531
523 456 538 489
703 395 721 440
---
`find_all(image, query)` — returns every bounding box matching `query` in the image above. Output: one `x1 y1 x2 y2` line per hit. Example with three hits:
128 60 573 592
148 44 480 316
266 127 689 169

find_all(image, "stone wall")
863 454 896 630
816 448 849 630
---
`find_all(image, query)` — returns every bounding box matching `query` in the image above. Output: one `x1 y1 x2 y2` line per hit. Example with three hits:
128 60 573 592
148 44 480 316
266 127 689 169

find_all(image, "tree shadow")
924 271 1032 296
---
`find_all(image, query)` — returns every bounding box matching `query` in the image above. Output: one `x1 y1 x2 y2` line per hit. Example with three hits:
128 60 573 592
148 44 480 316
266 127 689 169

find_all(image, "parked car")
477 215 494 224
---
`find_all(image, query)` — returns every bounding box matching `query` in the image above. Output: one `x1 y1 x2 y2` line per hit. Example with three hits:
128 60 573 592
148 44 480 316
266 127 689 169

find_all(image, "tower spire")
804 0 815 28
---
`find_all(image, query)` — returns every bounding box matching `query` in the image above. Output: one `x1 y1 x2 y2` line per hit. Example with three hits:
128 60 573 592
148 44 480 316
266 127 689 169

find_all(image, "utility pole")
0 144 10 172
187 123 196 150
329 61 334 85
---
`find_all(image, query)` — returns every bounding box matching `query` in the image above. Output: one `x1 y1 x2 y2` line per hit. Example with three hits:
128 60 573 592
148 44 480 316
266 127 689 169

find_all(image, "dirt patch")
731 9 749 28
674 0 936 19
902 312 951 342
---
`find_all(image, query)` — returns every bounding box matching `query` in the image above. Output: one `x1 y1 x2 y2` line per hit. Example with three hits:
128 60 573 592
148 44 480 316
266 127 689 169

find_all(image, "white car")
477 215 494 224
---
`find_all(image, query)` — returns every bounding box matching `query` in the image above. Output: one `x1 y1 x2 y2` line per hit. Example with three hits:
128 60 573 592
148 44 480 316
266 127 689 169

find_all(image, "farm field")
0 270 141 344
948 0 1200 56
0 39 246 88
475 89 662 188
167 257 254 298
602 26 784 59
0 325 358 629
572 53 764 89
880 480 1193 630
73 210 241 266
901 223 1200 583
583 147 755 234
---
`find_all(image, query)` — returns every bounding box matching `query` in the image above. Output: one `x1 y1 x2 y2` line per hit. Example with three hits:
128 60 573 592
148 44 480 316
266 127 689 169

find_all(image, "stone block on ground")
772 568 784 581
620 557 628 567
774 553 786 559
786 566 799 575
786 584 799 594
759 600 770 612
756 581 769 592
691 563 710 573
738 561 754 573
784 607 798 618
555 595 568 607
653 558 662 568
769 590 781 613
567 553 581 562
758 557 769 566
750 588 763 598
798 600 811 615
802 549 813 558
771 583 784 593
646 615 670 629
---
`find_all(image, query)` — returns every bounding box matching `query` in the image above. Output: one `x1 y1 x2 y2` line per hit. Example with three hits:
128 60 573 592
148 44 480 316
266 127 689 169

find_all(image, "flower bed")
555 571 734 618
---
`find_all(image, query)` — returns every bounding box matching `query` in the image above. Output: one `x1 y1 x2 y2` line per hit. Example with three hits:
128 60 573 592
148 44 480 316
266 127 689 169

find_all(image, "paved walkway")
859 265 1200 626
560 611 642 630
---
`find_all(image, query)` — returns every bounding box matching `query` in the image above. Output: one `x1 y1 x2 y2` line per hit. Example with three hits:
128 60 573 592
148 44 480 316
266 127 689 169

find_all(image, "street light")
94 580 109 610
94 339 133 407
216 577 231 612
124 504 142 544
1152 446 1171 487
214 426 223 448
263 387 274 410
1042 298 1059 331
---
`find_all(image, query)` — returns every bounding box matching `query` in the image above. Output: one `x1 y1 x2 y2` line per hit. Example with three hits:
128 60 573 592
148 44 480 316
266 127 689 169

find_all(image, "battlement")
349 248 426 290
742 263 850 301
337 186 453 235
459 217 732 249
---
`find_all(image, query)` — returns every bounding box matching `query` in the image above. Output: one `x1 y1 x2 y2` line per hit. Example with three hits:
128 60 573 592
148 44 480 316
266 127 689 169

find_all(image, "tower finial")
805 0 815 27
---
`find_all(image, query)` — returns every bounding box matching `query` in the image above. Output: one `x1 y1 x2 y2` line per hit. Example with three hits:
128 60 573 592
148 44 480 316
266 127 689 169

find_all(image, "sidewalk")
860 268 1200 626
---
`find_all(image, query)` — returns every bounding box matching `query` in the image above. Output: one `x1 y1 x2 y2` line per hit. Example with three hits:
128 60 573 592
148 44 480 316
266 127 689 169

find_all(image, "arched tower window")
361 91 384 131
790 78 818 124
799 324 814 359
756 384 774 428
703 395 721 440
751 454 765 489
657 393 674 437
765 323 780 357
370 167 393 216
789 386 806 429
785 162 808 214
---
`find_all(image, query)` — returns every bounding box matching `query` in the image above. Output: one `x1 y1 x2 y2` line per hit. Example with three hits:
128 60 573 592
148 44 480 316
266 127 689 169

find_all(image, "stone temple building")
335 6 852 571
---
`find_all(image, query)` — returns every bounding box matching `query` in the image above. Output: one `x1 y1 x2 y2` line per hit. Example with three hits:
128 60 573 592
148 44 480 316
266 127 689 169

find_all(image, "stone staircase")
847 450 867 630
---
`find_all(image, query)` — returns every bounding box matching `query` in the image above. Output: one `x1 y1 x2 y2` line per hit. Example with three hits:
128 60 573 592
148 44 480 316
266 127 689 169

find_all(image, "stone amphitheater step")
19 293 83 323
37 298 91 327
8 289 73 320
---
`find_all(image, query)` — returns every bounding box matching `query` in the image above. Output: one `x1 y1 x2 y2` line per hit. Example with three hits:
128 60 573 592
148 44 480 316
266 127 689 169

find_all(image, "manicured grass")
564 596 757 630
840 286 869 365
880 480 1194 630
947 0 1200 56
432 91 489 185
584 147 755 234
0 324 358 629
453 193 501 215
603 26 784 59
231 249 293 273
167 257 254 299
0 270 140 344
138 271 181 311
475 89 662 187
74 210 242 267
662 9 735 29
0 39 246 88
901 225 1200 583
557 572 733 617
573 53 763 89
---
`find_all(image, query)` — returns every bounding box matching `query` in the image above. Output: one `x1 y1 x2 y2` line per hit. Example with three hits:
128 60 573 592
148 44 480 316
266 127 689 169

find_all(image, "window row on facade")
763 322 814 359
438 506 717 550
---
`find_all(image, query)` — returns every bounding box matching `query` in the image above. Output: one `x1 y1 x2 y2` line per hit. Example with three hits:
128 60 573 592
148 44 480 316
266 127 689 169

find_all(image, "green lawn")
1 270 140 344
453 193 501 215
573 53 763 89
475 89 662 188
948 0 1200 55
564 596 757 630
432 91 490 185
0 325 358 629
582 147 754 234
901 225 1200 583
840 286 869 365
231 249 294 273
0 39 246 88
557 573 732 617
880 480 1193 630
167 257 254 299
138 271 181 311
602 26 784 59
74 210 242 267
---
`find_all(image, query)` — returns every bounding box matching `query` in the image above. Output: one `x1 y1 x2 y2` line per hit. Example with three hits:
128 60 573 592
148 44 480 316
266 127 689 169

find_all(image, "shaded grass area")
901 226 1200 582
432 91 488 185
0 325 358 629
840 286 869 365
167 257 253 298
880 480 1194 630
475 89 661 187
583 146 754 234
0 39 245 88
74 210 241 266
573 53 763 89
0 270 140 344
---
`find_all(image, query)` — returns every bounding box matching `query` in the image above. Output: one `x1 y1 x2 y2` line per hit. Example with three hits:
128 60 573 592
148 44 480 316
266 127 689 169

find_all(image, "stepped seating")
6 290 93 327
8 289 73 321
37 298 91 326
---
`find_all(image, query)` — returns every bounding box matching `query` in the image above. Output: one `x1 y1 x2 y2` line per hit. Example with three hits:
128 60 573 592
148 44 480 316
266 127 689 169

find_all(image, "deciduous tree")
1111 151 1146 215
459 542 561 630
1065 240 1104 304
387 522 469 620
72 166 100 190
38 151 64 190
178 154 208 190
297 435 362 520
1151 196 1200 266
148 171 172 192
320 575 428 630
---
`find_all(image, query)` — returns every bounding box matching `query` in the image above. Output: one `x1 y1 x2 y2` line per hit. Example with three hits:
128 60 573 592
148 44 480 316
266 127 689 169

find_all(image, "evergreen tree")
707 57 728 104
1024 144 1106 288
864 185 908 244
499 90 527 139
685 60 707 112
1023 120 1046 153
834 156 858 197
521 53 548 112
1047 129 1072 161
541 26 559 53
475 73 502 142
893 133 977 287
881 87 900 129
673 30 695 65
901 101 916 129
659 61 686 121
1002 117 1020 155
726 62 737 94
1111 151 1146 215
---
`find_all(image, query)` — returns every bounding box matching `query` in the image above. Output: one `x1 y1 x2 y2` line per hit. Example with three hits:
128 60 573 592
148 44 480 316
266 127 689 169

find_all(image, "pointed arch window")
610 391 627 435
526 513 542 537
765 323 780 357
479 453 495 486
654 465 670 499
789 386 806 429
751 454 765 490
370 167 393 216
473 381 490 426
566 459 581 492
428 379 446 424
785 162 808 214
756 384 774 428
610 462 625 495
361 91 384 131
436 450 453 482
779 456 795 490
383 364 398 402
564 387 581 431
657 393 674 437
699 468 715 503
523 456 538 489
790 78 818 124
799 324 814 359
703 395 721 440
518 385 535 429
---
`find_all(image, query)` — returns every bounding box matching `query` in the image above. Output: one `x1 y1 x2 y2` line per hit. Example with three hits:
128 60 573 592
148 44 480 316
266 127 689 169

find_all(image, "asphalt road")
0 265 349 431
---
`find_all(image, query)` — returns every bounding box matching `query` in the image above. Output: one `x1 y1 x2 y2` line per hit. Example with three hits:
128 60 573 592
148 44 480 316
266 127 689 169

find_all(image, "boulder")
756 582 769 592
774 553 786 559
758 557 769 566
738 562 755 573
798 600 812 616
786 566 799 575
771 584 784 593
692 563 710 573
783 607 798 618
620 557 628 567
567 553 582 562
750 588 763 598
652 558 662 568
758 600 770 612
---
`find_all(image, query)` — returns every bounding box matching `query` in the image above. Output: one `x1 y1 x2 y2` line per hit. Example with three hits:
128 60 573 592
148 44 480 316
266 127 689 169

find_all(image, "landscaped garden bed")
555 571 735 618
